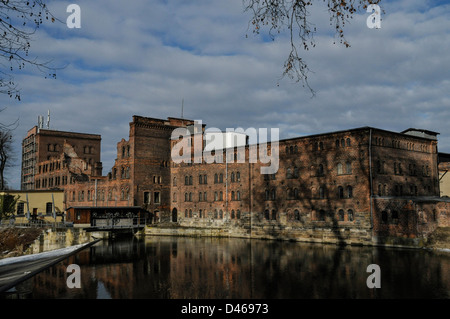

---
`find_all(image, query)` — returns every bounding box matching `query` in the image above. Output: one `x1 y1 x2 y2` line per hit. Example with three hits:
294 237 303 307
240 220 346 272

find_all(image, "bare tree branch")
0 0 60 100
244 0 383 95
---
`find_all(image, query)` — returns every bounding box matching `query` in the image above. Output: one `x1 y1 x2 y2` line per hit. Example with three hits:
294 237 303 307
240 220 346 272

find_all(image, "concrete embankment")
0 226 96 260
143 224 450 250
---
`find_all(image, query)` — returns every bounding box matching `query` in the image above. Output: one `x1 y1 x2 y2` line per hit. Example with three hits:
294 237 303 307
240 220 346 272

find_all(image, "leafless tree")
0 0 58 100
244 0 382 94
0 127 14 190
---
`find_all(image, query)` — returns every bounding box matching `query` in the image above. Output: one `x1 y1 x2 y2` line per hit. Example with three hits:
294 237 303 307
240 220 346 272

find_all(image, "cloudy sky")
1 0 450 189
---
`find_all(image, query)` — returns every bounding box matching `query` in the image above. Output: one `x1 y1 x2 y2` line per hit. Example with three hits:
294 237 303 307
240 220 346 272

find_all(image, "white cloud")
2 0 450 189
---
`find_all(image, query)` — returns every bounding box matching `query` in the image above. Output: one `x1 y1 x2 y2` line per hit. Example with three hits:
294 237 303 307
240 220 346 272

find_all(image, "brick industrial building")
21 115 450 246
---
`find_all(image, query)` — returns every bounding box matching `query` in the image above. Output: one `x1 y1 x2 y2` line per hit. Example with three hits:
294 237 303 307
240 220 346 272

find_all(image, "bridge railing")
90 217 147 229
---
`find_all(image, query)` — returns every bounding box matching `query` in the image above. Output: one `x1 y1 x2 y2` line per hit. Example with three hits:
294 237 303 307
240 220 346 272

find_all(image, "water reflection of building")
12 237 449 299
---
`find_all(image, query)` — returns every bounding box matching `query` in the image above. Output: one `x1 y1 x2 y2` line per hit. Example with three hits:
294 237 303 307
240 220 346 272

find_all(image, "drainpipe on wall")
94 178 98 207
369 128 374 231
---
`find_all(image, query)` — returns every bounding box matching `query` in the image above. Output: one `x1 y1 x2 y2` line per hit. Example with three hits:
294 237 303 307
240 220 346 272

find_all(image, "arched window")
346 162 352 174
319 210 326 221
204 192 207 201
219 210 223 219
185 209 188 218
338 186 344 199
337 163 343 175
219 191 223 201
189 192 192 202
265 189 270 201
294 145 298 153
185 176 189 185
338 209 345 221
199 192 203 202
392 210 399 224
237 191 241 201
173 177 177 186
264 209 270 220
294 188 298 199
231 172 235 182
290 146 293 154
381 211 388 224
271 189 276 200
236 172 240 181
346 138 351 147
319 186 325 199
341 139 345 147
189 209 192 218
231 210 235 219
286 168 293 179
214 174 218 184
185 193 188 202
214 210 218 219
347 186 353 198
199 175 203 184
271 210 277 220
318 164 324 176
214 192 218 201
294 209 300 221
219 174 223 183
189 176 193 185
336 140 340 148
231 191 235 201
236 210 241 219
319 142 323 150
348 209 354 222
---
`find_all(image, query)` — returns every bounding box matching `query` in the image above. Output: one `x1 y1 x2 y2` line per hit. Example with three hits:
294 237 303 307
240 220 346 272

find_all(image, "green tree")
0 193 18 220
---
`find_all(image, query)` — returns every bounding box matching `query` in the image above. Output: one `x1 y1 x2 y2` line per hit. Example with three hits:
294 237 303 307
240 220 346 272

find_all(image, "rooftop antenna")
181 98 184 119
46 109 50 129
38 115 43 131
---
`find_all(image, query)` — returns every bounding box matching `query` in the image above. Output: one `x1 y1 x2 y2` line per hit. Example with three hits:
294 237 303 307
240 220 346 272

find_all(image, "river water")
6 236 450 299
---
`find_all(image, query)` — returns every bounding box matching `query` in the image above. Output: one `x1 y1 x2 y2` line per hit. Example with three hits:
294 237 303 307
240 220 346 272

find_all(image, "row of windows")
16 202 54 215
109 166 131 180
181 191 242 202
314 209 355 222
143 191 161 205
184 209 242 219
178 172 242 186
39 161 65 173
377 183 433 196
375 137 429 153
262 209 355 222
379 161 431 177
36 175 74 189
285 138 352 155
266 186 353 200
68 188 131 202
265 162 352 181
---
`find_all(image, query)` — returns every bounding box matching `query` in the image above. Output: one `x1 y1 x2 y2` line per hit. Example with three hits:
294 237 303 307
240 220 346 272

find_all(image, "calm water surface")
7 236 450 299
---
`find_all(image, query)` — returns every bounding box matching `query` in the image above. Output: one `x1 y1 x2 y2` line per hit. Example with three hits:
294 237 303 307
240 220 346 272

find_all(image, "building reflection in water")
6 236 450 299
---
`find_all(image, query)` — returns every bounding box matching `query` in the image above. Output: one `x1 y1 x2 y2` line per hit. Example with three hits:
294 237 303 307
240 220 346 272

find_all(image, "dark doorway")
172 208 178 222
